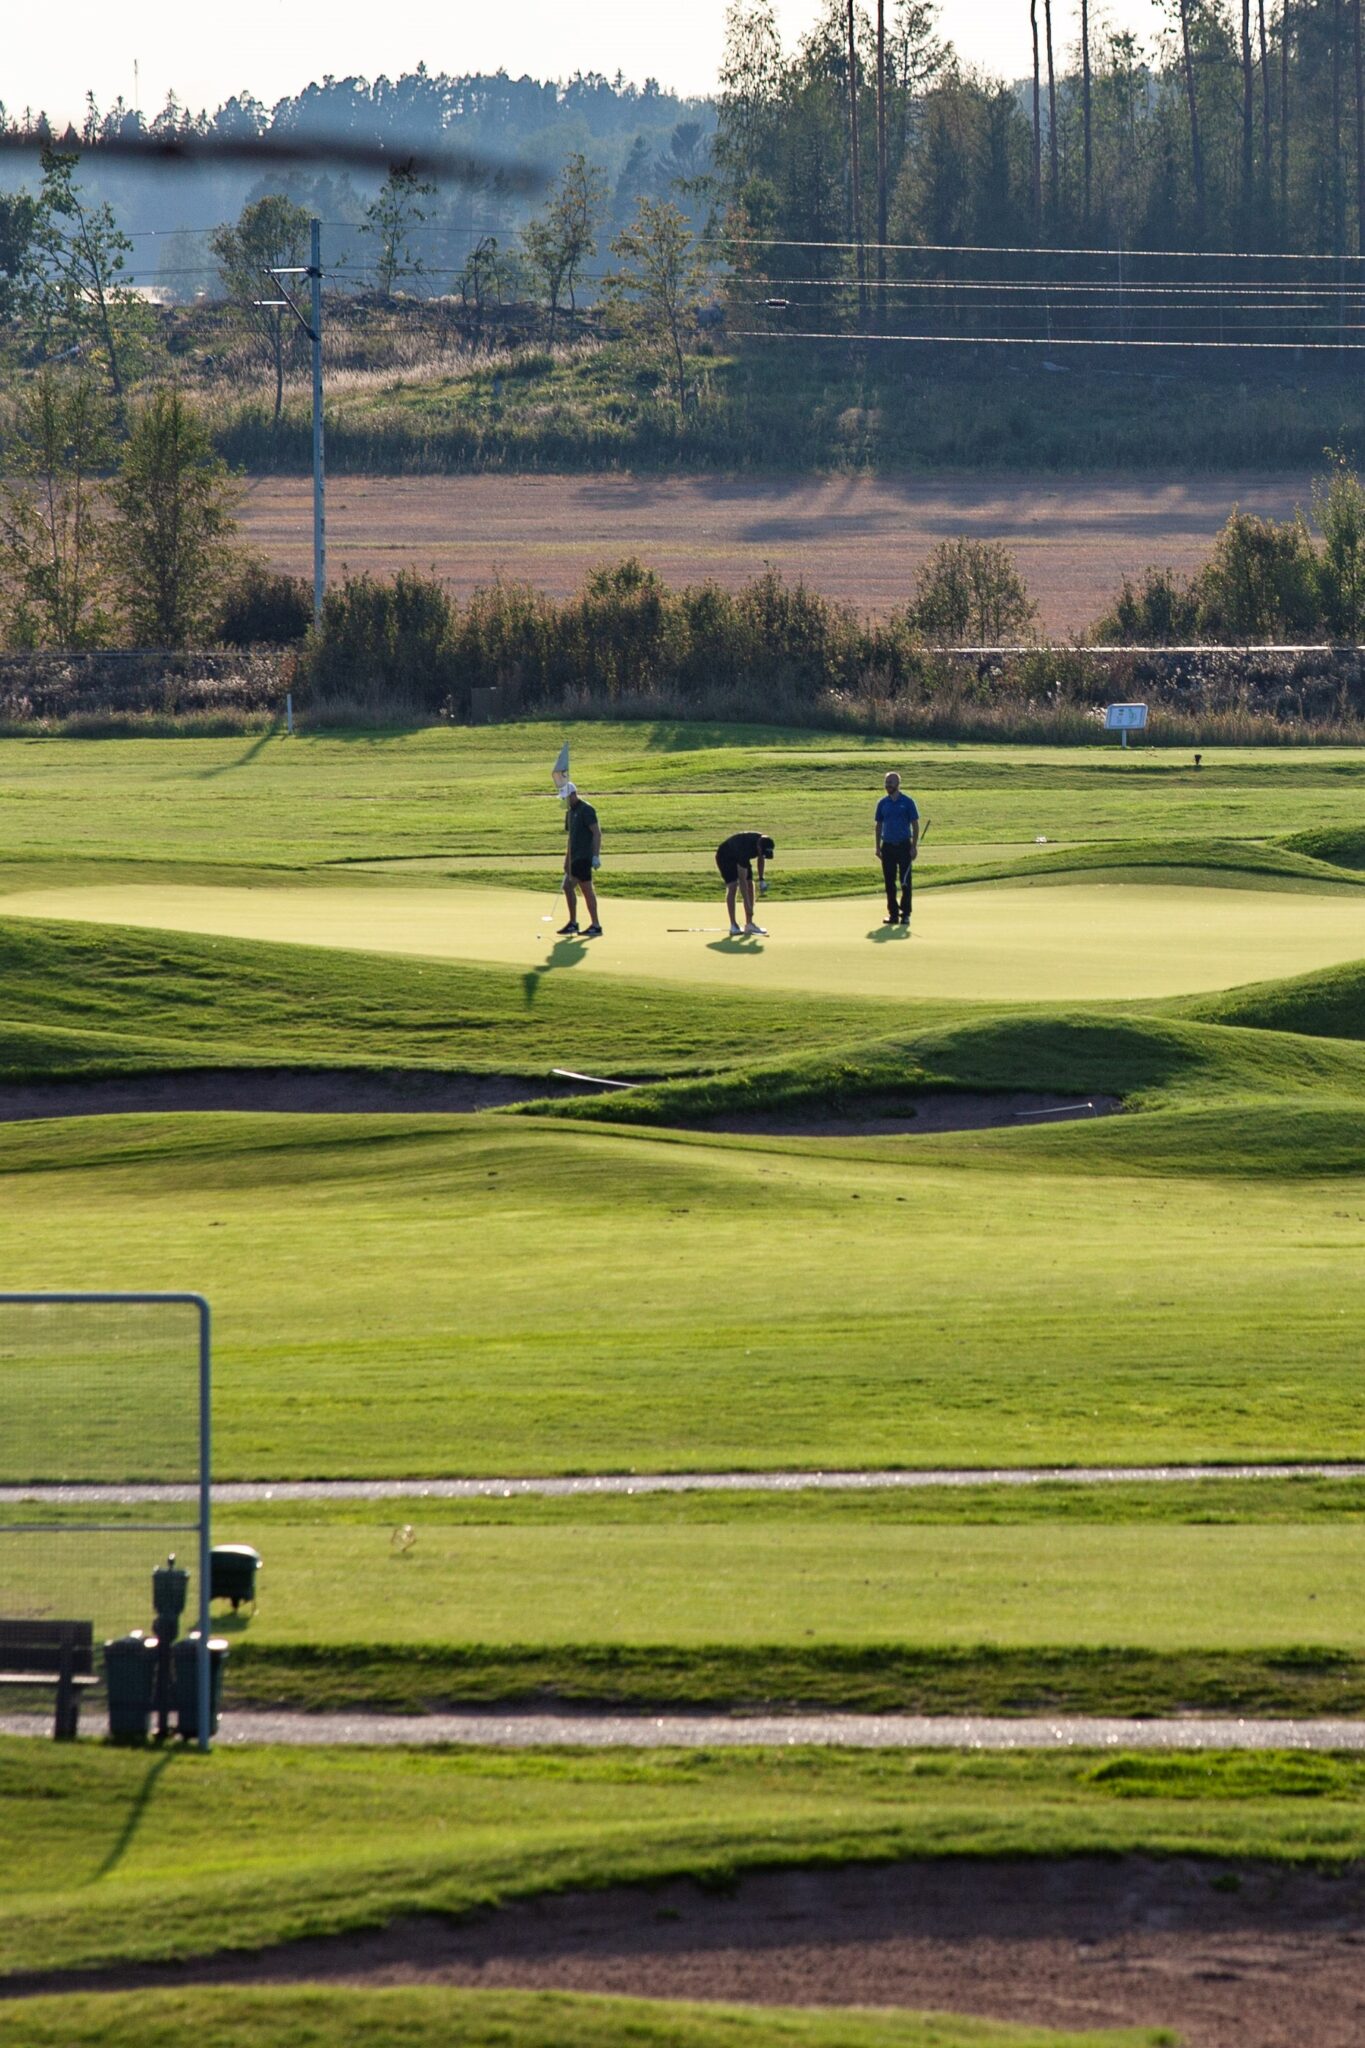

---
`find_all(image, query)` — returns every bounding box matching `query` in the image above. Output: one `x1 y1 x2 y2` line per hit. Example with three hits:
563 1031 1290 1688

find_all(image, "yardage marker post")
0 1290 214 1752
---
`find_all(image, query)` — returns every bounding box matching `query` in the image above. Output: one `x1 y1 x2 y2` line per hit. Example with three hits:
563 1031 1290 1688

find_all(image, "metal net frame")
0 1292 213 1749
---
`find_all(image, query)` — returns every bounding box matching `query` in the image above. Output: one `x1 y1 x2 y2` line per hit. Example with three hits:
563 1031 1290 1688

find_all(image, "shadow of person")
522 934 588 1005
707 936 766 956
866 923 910 942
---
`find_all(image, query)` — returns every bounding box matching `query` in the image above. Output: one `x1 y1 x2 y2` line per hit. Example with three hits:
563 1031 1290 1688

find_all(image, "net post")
195 1295 212 1754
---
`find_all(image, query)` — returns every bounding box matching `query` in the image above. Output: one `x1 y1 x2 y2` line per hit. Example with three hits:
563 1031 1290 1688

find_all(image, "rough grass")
0 917 911 1081
0 1987 1169 2048
535 1007 1365 1126
3 1740 1363 1980
213 335 1365 476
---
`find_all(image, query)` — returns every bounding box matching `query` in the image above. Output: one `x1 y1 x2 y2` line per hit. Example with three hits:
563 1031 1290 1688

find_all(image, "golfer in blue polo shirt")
874 771 920 927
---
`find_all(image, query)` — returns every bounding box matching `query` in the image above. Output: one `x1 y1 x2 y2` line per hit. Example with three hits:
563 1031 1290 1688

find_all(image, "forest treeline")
719 0 1365 264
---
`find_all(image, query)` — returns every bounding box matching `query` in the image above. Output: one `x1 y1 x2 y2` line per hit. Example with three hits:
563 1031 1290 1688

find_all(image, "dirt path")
6 1857 1362 2047
240 470 1312 632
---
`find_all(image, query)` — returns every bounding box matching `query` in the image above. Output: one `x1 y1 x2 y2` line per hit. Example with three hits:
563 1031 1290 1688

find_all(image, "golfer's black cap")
760 836 775 857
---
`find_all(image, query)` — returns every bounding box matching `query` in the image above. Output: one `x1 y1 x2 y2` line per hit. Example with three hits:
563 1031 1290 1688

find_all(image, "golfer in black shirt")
559 783 603 937
715 831 774 937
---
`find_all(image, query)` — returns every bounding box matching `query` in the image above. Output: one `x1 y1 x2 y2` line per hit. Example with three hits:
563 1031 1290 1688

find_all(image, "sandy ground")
240 470 1312 632
0 1073 1115 1131
5 877 1364 1001
6 1857 1363 2046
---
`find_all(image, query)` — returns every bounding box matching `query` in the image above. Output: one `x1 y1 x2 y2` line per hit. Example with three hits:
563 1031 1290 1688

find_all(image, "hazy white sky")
11 0 1169 127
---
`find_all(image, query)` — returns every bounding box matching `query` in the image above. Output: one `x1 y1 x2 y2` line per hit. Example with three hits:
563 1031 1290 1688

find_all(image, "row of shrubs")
1097 458 1365 644
288 559 1365 741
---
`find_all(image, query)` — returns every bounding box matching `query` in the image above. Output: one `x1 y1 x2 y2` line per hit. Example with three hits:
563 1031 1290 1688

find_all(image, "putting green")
4 875 1365 1000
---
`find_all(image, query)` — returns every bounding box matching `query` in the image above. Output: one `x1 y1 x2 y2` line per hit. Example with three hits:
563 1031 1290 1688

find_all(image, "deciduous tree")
107 388 243 646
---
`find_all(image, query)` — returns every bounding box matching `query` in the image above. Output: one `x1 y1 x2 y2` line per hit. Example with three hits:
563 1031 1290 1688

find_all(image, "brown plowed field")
241 470 1311 634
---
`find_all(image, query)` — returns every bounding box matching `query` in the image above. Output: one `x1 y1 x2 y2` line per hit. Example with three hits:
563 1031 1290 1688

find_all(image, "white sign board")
1104 702 1148 730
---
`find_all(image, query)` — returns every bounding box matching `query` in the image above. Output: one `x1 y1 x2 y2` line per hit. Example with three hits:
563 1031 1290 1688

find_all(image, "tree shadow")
88 1749 176 1882
522 934 588 1005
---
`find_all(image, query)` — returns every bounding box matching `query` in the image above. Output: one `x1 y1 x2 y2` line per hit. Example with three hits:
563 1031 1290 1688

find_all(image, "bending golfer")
875 772 920 927
559 783 603 937
715 831 774 937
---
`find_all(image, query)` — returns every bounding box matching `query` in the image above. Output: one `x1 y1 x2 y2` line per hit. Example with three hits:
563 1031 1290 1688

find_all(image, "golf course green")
4 872 1365 999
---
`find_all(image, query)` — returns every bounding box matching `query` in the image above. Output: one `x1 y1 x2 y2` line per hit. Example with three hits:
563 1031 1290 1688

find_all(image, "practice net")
0 1293 210 1652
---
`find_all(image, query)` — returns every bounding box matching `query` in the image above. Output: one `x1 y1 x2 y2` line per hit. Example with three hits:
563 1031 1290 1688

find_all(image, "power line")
730 328 1365 352
717 234 1365 264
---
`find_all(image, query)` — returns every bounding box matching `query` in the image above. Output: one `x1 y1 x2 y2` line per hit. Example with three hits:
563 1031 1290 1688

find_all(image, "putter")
667 926 730 933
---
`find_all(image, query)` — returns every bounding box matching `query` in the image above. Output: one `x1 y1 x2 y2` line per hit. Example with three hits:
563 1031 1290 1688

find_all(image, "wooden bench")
0 1620 97 1739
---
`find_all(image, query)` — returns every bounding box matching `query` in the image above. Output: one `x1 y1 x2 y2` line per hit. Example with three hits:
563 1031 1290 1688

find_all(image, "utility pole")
310 218 325 626
262 218 326 626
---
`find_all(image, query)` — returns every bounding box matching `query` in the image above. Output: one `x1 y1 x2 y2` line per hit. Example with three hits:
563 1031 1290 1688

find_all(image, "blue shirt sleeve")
906 797 919 821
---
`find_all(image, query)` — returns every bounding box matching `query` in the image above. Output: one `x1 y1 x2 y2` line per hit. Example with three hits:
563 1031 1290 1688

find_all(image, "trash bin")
210 1544 262 1611
172 1633 229 1741
103 1631 158 1743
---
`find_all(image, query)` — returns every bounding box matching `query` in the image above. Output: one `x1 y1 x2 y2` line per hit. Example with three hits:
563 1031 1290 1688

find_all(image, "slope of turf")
0 1988 1164 2048
539 1009 1365 1126
2 1112 1363 1475
1185 957 1365 1040
0 918 914 1080
3 1741 1363 1978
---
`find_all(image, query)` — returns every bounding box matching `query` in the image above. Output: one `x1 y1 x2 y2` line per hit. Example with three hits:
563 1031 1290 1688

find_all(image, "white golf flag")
551 741 570 796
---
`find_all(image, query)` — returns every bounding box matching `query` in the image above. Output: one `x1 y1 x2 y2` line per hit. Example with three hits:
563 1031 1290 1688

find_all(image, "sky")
10 0 1170 128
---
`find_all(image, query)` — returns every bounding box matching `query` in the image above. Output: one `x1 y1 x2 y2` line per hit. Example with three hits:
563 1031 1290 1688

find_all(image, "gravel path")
5 1708 1359 1748
5 1461 1362 1505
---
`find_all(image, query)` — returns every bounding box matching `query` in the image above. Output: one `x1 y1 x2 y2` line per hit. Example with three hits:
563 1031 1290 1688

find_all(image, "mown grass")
1 1109 1363 1476
1 727 1365 875
2 1741 1363 1979
0 1987 1170 2048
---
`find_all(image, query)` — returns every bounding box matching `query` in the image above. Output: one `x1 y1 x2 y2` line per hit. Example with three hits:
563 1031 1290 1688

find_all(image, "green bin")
210 1544 262 1610
172 1633 229 1741
103 1631 158 1743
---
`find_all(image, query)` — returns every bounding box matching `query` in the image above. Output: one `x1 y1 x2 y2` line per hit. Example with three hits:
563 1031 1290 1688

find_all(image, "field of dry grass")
240 469 1310 634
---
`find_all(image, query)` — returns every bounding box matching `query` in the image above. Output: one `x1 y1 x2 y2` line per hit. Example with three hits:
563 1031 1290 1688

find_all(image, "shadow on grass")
522 935 588 1005
195 724 282 778
88 1749 175 1882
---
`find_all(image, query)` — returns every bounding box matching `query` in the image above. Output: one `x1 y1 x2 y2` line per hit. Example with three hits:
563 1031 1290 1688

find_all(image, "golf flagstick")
540 739 573 926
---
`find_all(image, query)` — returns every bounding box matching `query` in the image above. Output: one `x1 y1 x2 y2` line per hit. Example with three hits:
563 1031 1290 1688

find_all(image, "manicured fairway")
1 1115 1362 1477
187 1520 1365 1651
6 876 1365 1000
0 727 1364 874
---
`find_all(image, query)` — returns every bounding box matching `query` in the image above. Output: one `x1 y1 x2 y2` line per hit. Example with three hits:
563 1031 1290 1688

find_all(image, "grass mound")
1187 958 1365 1041
535 1009 1365 1128
0 917 907 1081
1281 824 1365 870
2 1741 1362 1982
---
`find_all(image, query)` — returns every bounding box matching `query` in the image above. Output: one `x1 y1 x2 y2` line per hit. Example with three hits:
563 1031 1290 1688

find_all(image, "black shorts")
715 849 750 886
569 856 594 883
